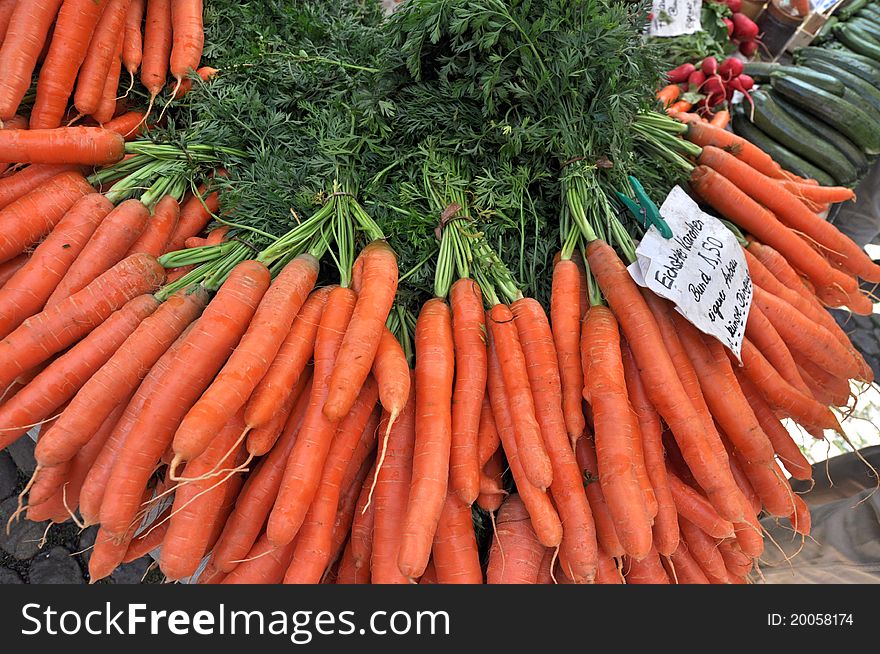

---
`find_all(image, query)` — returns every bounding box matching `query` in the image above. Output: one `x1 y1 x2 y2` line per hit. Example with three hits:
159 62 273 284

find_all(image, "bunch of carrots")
0 0 210 130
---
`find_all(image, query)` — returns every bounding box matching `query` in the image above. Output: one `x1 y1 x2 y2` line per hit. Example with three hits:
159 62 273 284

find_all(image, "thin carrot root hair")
615 557 626 584
549 544 560 585
65 113 84 127
0 411 65 431
363 410 399 513
155 80 180 126
169 427 251 483
228 548 275 565
121 71 136 100
7 465 41 533
141 560 159 583
38 522 52 549
62 483 86 530
665 555 679 584
760 523 796 568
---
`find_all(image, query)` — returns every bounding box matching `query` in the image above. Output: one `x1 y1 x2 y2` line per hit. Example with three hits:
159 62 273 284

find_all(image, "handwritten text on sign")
649 0 702 37
628 186 752 360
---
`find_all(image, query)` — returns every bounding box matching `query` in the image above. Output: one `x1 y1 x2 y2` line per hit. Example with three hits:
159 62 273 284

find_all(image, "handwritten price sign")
649 0 703 37
628 186 752 360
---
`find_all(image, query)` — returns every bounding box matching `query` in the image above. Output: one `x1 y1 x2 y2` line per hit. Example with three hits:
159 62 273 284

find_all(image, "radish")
719 57 744 79
730 73 754 93
702 75 724 97
701 56 719 76
725 0 742 12
688 70 707 90
666 62 696 84
723 17 734 37
732 13 759 41
739 39 759 57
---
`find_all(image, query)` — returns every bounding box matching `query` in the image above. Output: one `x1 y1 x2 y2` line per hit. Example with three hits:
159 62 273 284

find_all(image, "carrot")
370 327 411 483
267 286 357 546
141 0 172 105
718 539 753 579
431 491 482 584
88 525 139 582
371 382 416 584
0 0 63 121
164 183 220 252
666 471 735 539
797 356 851 408
0 113 26 175
243 372 309 465
160 411 247 581
738 338 840 431
102 111 146 140
78 328 190 525
487 303 553 490
284 382 380 584
91 31 124 126
667 100 692 114
210 375 311 573
324 241 398 420
734 369 813 481
122 0 145 84
667 540 711 584
594 546 624 585
35 287 207 467
0 0 18 44
748 239 813 296
348 460 377 580
682 117 788 180
0 164 86 210
620 341 679 556
0 252 26 287
656 84 681 107
690 166 857 307
0 253 164 391
29 0 109 129
47 199 151 305
586 239 746 524
477 395 500 469
699 145 880 284
0 193 111 339
487 326 562 548
168 0 203 95
127 195 179 257
98 261 269 538
581 305 652 560
172 255 318 464
710 109 730 128
0 171 94 263
514 297 597 581
486 494 546 584
476 447 506 512
448 277 486 505
778 179 854 204
27 457 73 510
336 539 369 585
327 452 375 577
574 435 624 559
222 533 297 585
74 0 131 117
678 516 727 583
396 298 455 579
170 64 217 99
745 302 812 397
550 258 585 447
789 493 811 537
122 508 171 564
624 548 670 584
724 434 795 517
0 295 156 450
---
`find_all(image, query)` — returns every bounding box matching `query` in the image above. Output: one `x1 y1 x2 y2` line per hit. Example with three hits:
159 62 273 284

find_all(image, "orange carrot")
667 100 692 114
127 195 180 257
678 516 728 583
348 460 377 580
486 494 545 584
122 0 145 83
0 163 86 210
141 0 172 104
429 491 483 584
625 548 670 584
779 179 854 204
0 0 63 121
164 183 220 252
74 0 131 116
574 435 624 559
91 32 124 126
168 0 204 95
476 447 507 512
30 0 109 129
666 471 735 539
47 199 150 305
172 254 318 464
0 193 111 339
710 109 730 128
0 171 94 263
169 64 217 99
327 452 376 576
667 540 711 584
745 302 812 397
719 539 753 579
370 327 411 480
477 396 500 469
0 252 27 287
656 84 681 107
682 117 788 180
103 111 146 140
551 257 585 446
222 533 297 585
267 286 357 546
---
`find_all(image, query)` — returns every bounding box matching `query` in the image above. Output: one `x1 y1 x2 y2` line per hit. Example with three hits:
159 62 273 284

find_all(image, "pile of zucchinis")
733 0 880 188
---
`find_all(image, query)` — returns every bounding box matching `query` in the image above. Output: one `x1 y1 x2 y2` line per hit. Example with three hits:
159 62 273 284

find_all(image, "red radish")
732 13 759 41
726 0 742 12
739 40 759 57
719 57 744 80
701 57 719 76
702 76 724 97
723 17 734 37
731 74 754 93
688 70 706 90
667 63 696 84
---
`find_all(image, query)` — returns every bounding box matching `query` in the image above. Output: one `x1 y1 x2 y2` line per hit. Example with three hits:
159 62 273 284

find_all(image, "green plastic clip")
616 176 672 239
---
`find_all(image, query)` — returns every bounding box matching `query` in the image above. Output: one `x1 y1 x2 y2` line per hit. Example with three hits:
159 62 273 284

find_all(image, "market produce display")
0 0 877 585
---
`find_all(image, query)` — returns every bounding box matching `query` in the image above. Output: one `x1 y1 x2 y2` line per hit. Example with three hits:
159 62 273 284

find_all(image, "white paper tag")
628 186 752 360
649 0 703 37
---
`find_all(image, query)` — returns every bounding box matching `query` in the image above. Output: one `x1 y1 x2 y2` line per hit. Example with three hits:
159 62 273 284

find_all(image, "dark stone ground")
0 439 165 584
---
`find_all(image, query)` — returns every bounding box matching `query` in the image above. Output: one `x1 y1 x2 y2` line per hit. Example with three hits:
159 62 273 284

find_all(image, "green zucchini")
770 75 880 154
833 24 880 62
795 47 880 87
848 18 880 43
801 58 880 122
769 67 845 96
749 90 858 184
841 0 870 20
743 62 780 83
858 4 880 22
814 16 837 44
731 107 837 186
771 93 870 174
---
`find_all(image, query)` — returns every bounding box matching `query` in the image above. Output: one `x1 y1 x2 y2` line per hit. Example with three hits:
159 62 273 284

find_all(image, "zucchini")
731 106 837 186
743 62 780 83
769 67 845 96
848 18 880 43
859 4 880 22
840 0 870 20
749 90 858 184
771 93 870 174
795 47 880 87
801 58 880 122
833 24 880 62
813 16 837 44
770 75 880 154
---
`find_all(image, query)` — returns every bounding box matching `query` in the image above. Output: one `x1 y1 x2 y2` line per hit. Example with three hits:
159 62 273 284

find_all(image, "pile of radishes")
712 0 761 56
666 56 755 118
